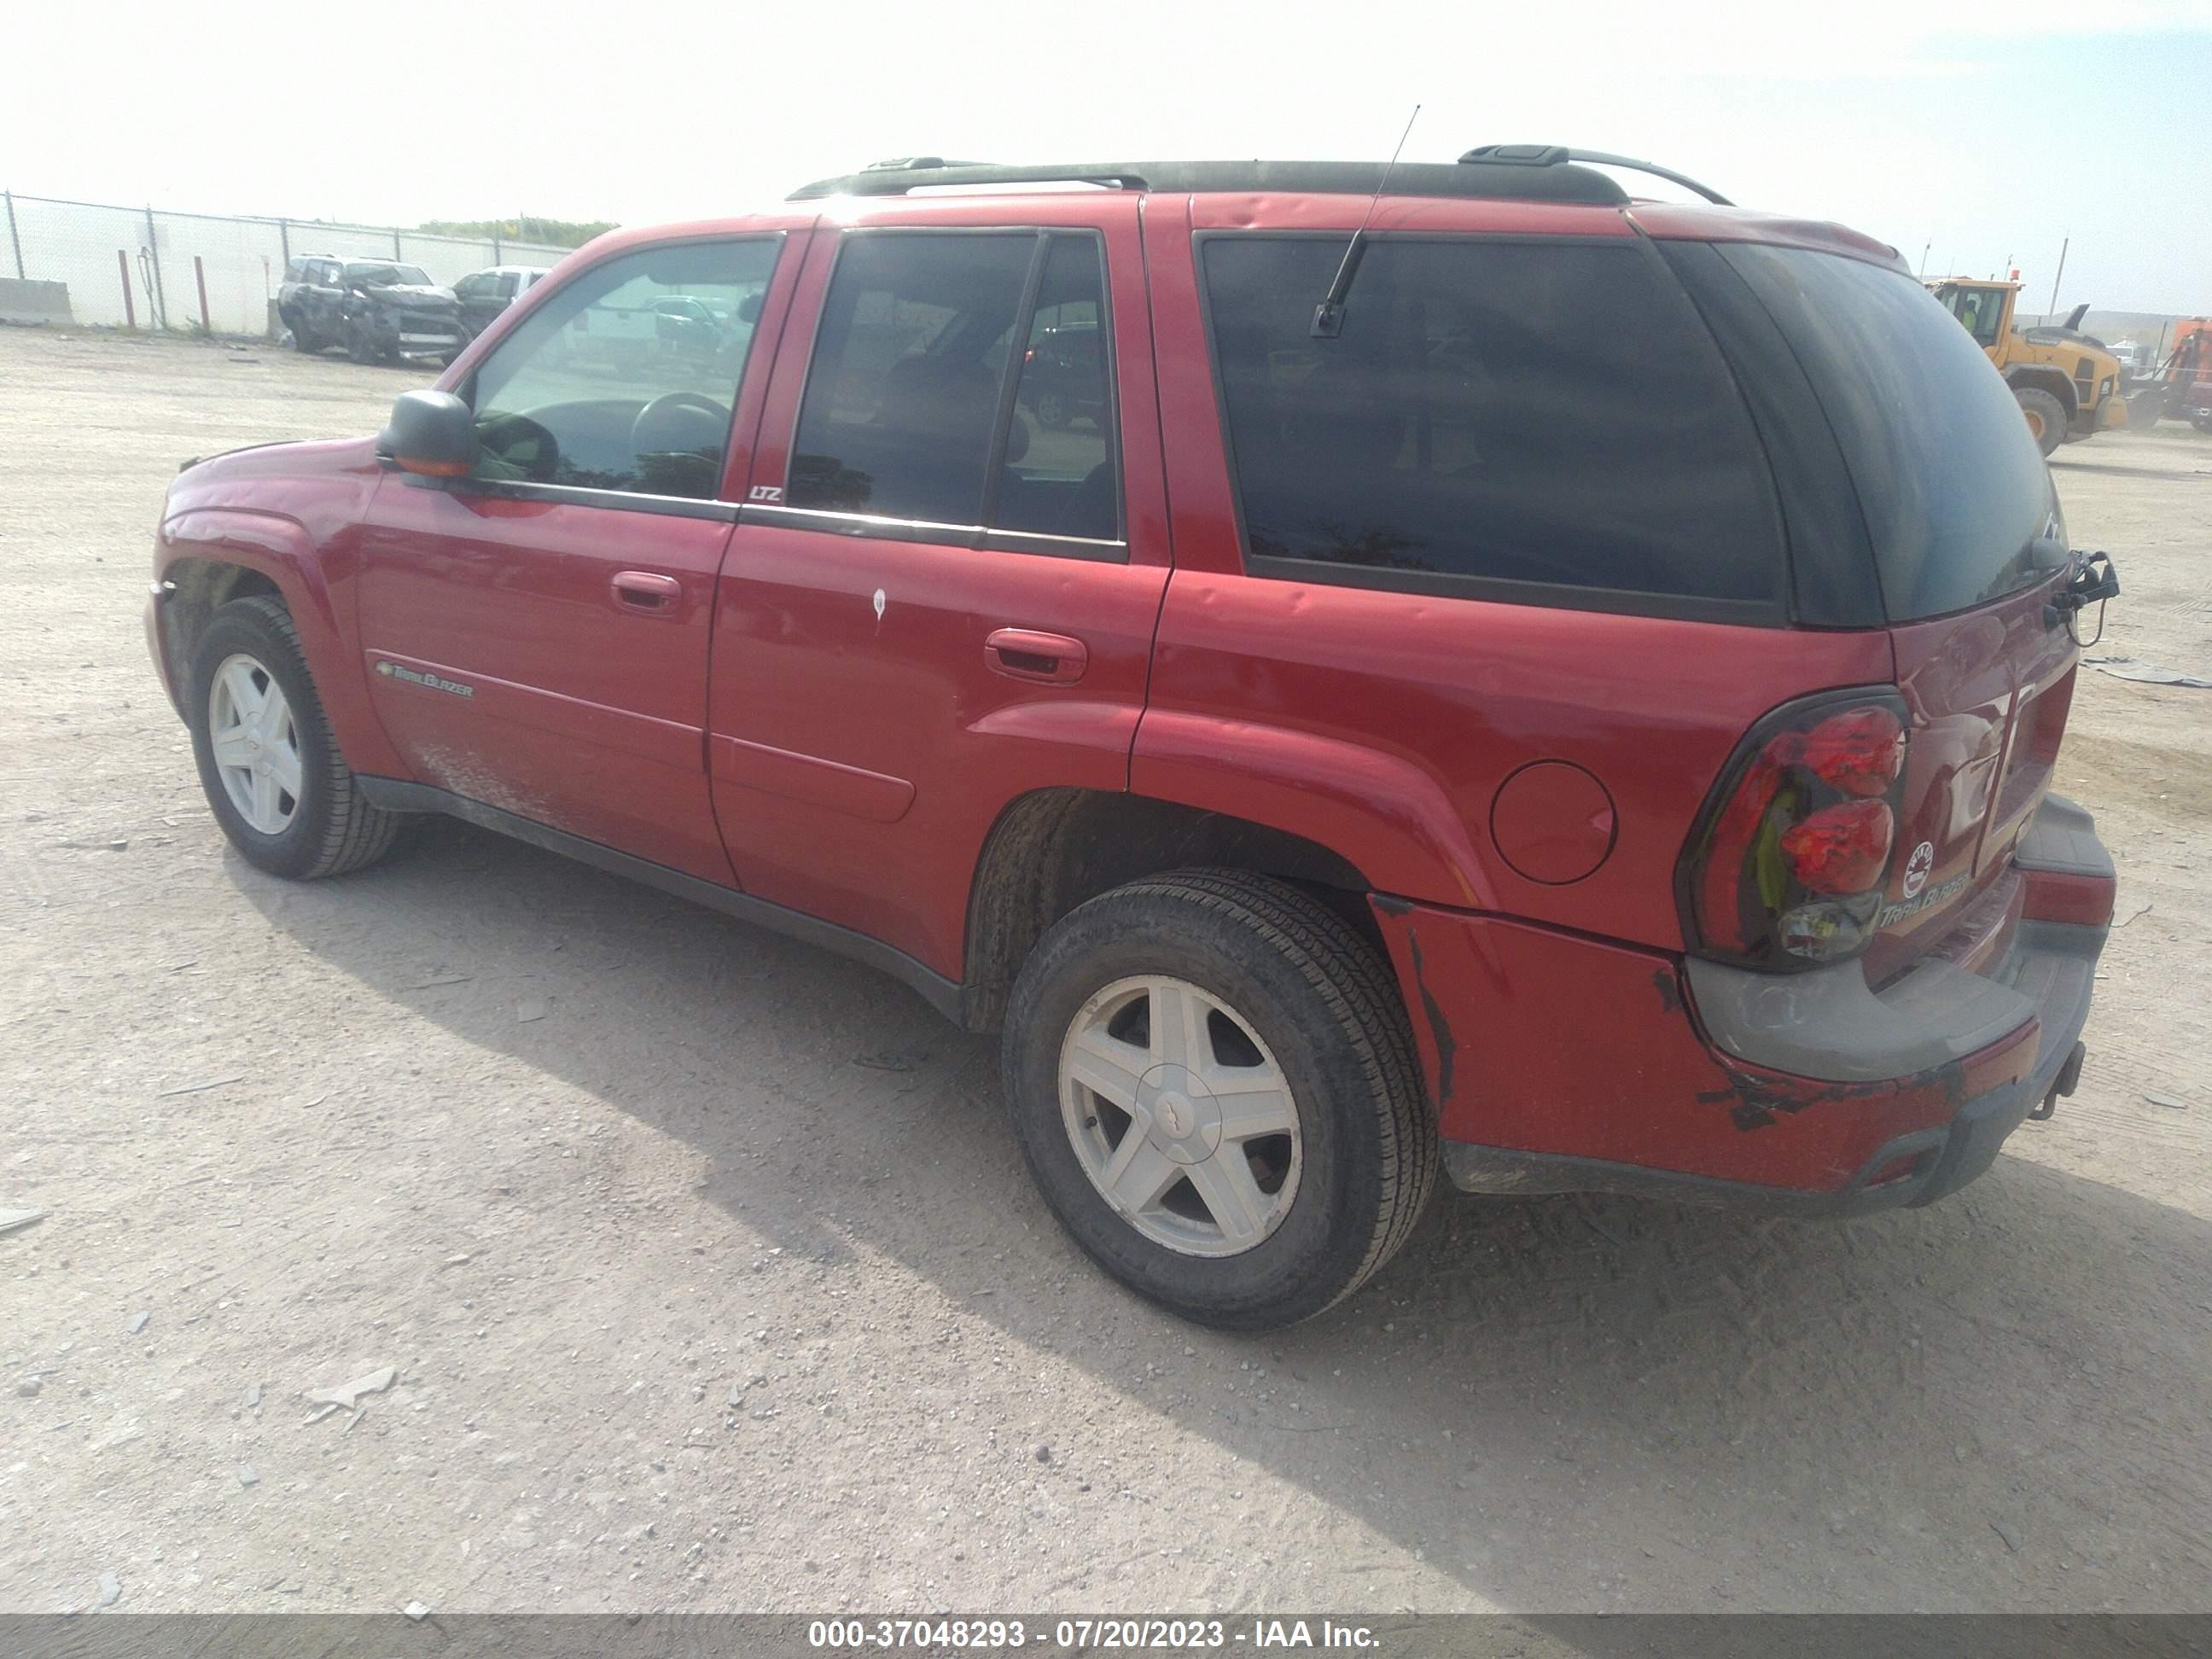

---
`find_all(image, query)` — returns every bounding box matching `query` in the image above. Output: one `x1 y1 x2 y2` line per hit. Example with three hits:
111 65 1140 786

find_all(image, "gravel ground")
2 325 2208 1618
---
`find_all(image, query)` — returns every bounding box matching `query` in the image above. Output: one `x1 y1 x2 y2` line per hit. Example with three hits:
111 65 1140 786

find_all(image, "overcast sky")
8 0 2209 312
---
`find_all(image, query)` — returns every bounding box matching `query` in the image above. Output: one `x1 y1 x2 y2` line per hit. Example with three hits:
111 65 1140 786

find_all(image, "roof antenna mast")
1312 102 1419 339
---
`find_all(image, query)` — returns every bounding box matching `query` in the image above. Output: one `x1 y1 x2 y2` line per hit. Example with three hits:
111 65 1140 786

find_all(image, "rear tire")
287 317 319 354
187 596 400 881
2016 387 2067 457
1003 870 1437 1328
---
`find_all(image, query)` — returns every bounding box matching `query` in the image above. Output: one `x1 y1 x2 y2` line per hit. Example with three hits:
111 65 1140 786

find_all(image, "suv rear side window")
1201 236 1781 613
1719 246 2054 620
788 231 1122 548
791 234 1033 527
1000 237 1117 541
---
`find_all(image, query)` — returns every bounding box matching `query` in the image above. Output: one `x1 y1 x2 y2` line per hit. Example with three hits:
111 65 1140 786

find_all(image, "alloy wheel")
207 652 303 835
1057 975 1302 1256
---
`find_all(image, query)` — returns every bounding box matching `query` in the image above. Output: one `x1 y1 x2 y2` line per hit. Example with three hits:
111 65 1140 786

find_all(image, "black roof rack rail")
788 158 1630 207
1457 144 1732 207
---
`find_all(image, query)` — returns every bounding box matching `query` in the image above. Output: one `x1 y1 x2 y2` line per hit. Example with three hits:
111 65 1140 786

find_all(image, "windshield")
346 263 433 288
1723 247 2055 620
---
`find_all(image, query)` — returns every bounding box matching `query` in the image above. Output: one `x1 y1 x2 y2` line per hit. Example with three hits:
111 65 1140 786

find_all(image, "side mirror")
377 389 477 479
737 291 764 325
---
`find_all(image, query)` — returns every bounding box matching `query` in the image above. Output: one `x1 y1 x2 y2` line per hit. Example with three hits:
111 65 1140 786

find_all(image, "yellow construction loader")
1927 278 2128 456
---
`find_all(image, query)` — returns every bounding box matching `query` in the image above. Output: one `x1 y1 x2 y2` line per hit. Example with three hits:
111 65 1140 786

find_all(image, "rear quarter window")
1200 235 1784 616
1717 246 2055 620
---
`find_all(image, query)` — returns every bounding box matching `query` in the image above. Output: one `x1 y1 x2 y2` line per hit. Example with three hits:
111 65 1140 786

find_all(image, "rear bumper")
1373 795 2113 1214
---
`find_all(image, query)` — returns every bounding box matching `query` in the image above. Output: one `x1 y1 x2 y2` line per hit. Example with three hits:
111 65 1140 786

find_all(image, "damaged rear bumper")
1372 795 2113 1216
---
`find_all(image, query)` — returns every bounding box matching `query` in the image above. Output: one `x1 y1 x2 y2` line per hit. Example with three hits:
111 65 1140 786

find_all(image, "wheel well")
2008 369 2077 415
160 559 285 688
960 789 1379 1033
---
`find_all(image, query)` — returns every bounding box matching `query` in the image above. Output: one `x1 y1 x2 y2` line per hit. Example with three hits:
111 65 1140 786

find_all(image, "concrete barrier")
0 278 73 325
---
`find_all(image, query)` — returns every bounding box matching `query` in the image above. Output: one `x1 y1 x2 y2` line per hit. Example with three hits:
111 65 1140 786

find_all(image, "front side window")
1201 236 1781 608
463 238 780 501
788 230 1121 546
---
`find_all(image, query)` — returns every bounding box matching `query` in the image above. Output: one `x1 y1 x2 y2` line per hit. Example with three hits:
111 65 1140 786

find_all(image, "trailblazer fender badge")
376 660 474 699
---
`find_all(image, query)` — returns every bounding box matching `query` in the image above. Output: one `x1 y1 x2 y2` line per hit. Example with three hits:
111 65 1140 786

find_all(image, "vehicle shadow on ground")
236 818 2210 1611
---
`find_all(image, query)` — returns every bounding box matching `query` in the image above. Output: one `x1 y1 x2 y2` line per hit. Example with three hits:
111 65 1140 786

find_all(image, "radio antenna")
1312 102 1420 339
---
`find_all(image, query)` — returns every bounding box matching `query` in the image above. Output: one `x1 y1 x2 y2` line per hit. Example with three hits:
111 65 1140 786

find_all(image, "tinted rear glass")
1717 246 2053 620
1201 236 1782 609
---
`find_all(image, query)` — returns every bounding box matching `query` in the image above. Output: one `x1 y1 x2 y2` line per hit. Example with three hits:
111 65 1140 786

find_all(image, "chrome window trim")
740 501 1127 560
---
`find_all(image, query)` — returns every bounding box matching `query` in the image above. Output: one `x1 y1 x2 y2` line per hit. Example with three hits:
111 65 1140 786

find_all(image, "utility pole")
2047 236 2069 320
1918 241 1931 280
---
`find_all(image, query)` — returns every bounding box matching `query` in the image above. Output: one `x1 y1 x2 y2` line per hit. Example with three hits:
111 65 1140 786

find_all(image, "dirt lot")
2 325 2209 1618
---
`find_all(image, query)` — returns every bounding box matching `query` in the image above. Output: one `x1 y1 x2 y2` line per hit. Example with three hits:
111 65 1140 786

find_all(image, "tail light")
1678 687 1910 971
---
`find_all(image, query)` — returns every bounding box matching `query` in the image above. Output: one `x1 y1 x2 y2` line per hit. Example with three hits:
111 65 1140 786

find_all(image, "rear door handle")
611 570 683 614
986 627 1088 684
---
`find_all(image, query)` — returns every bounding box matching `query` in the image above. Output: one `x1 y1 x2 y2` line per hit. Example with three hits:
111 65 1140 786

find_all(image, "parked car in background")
2109 339 2157 388
154 153 2118 1328
278 255 464 365
455 265 553 341
1016 319 1108 429
649 294 727 358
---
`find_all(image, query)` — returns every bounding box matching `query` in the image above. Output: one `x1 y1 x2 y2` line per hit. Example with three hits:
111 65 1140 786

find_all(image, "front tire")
1003 870 1436 1328
2016 387 2068 457
187 596 399 880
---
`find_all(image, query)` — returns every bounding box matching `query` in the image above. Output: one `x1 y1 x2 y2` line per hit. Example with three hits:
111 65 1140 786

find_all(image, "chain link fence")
1 190 576 336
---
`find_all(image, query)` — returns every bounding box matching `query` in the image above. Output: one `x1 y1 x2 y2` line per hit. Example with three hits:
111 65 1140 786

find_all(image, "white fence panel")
148 211 288 335
10 195 151 327
4 192 599 335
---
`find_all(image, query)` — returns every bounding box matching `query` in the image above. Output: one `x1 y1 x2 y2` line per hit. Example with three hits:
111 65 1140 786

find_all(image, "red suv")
146 151 2118 1328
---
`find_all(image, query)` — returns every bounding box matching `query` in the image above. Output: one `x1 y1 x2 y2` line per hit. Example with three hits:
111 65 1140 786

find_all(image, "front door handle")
611 570 683 614
986 628 1088 684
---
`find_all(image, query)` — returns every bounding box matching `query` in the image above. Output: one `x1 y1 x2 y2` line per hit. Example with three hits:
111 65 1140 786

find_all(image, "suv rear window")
1716 246 2054 620
1200 236 1782 613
